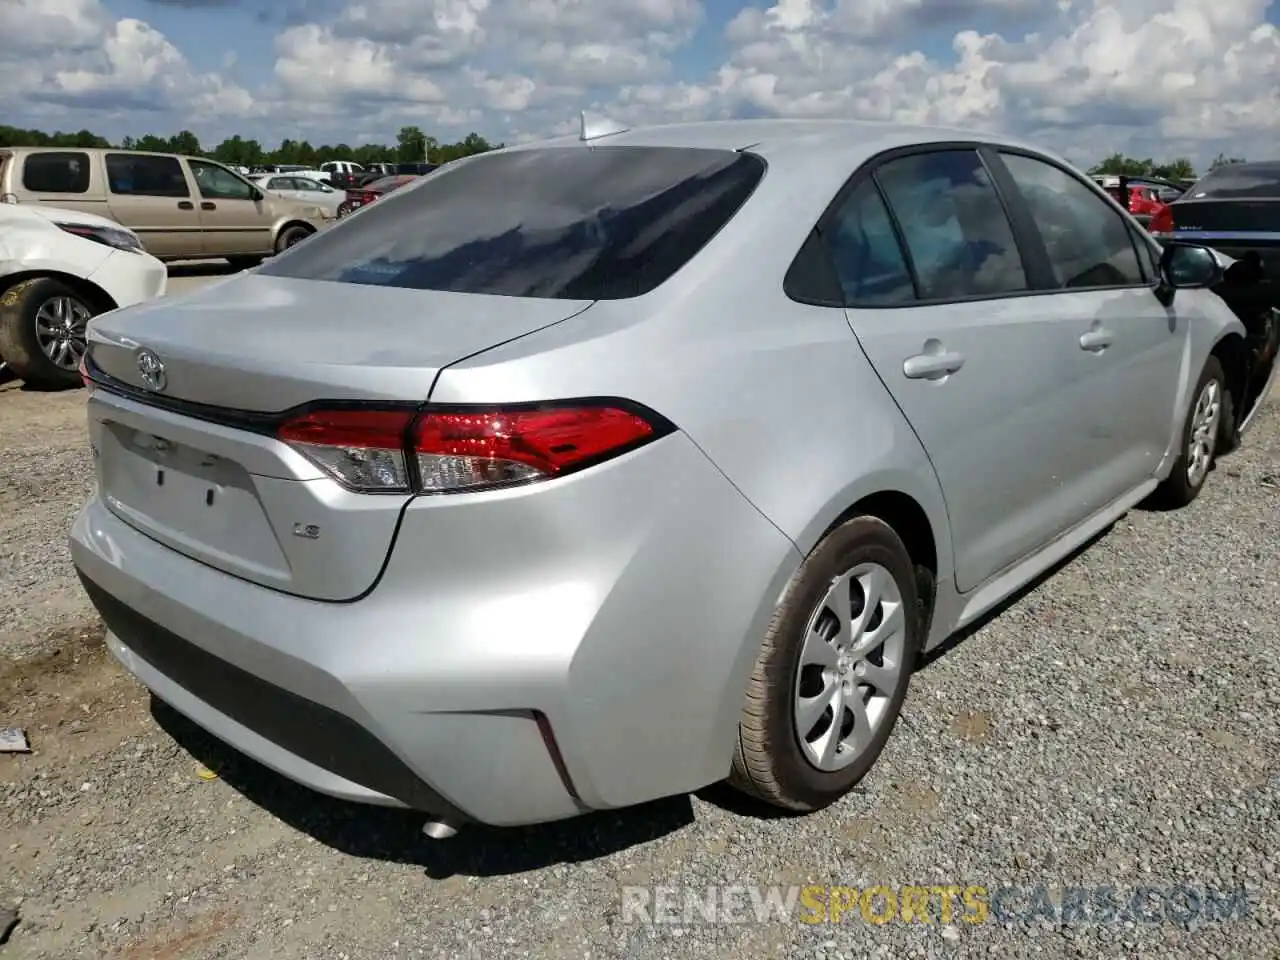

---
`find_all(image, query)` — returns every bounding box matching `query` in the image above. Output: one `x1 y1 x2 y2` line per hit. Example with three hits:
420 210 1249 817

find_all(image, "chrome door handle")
1080 329 1113 352
903 351 966 380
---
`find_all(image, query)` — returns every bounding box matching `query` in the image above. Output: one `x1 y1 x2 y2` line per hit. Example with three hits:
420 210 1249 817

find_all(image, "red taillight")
1149 205 1173 236
78 355 90 387
277 403 663 494
412 406 656 492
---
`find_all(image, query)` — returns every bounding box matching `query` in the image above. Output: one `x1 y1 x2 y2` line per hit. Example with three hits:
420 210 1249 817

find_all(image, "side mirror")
250 187 264 202
1159 242 1223 290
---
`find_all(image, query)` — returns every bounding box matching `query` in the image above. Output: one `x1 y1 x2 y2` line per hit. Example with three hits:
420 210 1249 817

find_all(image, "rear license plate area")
96 421 288 575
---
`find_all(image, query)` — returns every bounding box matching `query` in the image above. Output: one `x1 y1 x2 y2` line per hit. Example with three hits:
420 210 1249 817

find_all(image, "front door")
994 150 1187 513
186 159 274 257
103 153 204 259
822 148 1091 593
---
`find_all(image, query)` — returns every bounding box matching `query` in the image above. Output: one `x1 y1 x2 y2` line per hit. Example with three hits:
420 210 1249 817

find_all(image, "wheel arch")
273 218 317 242
0 270 118 313
818 489 942 635
1210 331 1248 446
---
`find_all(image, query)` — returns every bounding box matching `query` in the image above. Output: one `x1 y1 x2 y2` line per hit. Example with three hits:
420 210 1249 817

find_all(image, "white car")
251 175 346 219
0 203 166 389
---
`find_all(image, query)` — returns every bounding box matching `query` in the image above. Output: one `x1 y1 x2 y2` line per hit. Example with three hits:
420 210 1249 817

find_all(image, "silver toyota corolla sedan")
69 118 1275 836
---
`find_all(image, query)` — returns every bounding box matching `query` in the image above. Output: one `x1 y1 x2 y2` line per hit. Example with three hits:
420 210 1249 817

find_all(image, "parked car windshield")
1185 163 1280 200
260 146 767 300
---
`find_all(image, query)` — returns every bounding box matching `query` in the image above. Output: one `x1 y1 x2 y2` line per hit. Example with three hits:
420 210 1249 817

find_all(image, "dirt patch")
950 709 994 743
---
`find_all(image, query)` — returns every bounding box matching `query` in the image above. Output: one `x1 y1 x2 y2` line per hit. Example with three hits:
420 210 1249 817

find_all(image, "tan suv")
0 148 331 267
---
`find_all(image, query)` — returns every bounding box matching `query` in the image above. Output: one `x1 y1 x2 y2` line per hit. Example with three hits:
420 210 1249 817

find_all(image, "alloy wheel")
1186 379 1221 488
34 296 92 371
793 562 907 772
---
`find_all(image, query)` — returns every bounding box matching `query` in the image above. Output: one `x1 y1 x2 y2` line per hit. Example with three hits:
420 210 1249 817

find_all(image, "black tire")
274 225 312 254
0 356 15 387
0 278 96 391
337 201 356 219
729 515 922 812
1149 356 1227 509
226 256 263 271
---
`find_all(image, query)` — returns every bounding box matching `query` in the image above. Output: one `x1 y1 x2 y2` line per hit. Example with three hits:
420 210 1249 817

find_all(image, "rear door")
993 150 1186 512
186 158 274 256
824 147 1090 593
104 153 204 259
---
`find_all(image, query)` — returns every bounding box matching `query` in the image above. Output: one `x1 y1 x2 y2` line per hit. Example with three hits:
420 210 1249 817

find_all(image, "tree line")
0 123 1251 178
0 124 498 167
1086 152 1246 179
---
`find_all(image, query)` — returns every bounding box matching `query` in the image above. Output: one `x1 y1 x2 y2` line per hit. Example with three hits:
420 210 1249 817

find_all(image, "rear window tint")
260 146 766 299
1186 164 1280 200
22 152 91 193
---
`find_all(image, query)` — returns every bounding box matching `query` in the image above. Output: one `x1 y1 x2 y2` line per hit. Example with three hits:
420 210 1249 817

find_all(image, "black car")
394 162 439 176
1153 161 1280 434
1154 162 1280 275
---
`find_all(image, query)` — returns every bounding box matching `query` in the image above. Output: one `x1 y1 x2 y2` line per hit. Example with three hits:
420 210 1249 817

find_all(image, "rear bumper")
70 431 800 826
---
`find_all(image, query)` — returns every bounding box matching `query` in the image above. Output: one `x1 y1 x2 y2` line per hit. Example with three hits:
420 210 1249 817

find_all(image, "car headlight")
56 222 146 254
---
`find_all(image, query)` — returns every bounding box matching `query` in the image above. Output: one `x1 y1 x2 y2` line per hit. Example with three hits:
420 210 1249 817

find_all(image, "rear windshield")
1185 163 1280 200
260 146 767 299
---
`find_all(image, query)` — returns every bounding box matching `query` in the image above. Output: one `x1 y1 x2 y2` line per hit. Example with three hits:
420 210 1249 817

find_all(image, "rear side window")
106 154 189 197
822 180 916 305
873 150 1027 300
1000 153 1145 289
1187 164 1280 200
260 146 766 300
22 152 91 193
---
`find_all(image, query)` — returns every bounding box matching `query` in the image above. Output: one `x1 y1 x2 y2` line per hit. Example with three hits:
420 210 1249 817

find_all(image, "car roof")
503 118 1068 171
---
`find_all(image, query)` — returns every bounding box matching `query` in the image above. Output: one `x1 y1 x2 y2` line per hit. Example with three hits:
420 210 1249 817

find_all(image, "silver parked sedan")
251 174 345 219
69 119 1275 836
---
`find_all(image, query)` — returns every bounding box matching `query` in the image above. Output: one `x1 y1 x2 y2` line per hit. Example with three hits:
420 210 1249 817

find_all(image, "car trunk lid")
85 275 592 600
1167 198 1280 266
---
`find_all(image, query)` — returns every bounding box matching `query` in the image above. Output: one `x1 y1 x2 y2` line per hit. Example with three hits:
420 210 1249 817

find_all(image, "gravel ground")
0 364 1276 958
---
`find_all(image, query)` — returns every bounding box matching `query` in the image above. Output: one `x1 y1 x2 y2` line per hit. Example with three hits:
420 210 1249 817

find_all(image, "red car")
338 174 420 218
1126 184 1167 225
1094 175 1175 228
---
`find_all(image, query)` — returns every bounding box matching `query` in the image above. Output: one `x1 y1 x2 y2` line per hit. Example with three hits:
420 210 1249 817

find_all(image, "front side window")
260 146 767 300
105 154 189 198
874 150 1027 300
189 160 254 201
1000 152 1145 289
822 179 915 305
22 152 91 194
266 177 292 191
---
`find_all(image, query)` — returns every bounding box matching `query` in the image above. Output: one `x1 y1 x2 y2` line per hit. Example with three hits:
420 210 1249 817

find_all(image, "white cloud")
0 0 253 119
0 0 1275 169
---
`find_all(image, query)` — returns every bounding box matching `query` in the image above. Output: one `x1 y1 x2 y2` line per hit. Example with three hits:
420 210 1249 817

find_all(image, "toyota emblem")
136 348 167 392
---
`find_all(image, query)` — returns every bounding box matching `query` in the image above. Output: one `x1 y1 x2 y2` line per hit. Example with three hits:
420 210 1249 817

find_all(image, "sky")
1 0 1277 169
